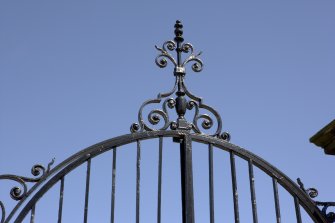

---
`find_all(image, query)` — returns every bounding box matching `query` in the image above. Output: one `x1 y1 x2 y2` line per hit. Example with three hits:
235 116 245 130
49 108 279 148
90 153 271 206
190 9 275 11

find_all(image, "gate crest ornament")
130 20 230 141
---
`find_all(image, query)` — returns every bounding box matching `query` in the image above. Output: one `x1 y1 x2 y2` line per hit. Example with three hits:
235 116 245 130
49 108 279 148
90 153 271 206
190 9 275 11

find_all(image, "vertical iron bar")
136 140 141 223
157 137 163 223
294 196 302 223
30 205 35 223
272 178 281 223
111 148 117 223
84 158 91 223
248 160 258 223
230 151 240 223
208 144 215 223
179 134 195 223
58 177 65 223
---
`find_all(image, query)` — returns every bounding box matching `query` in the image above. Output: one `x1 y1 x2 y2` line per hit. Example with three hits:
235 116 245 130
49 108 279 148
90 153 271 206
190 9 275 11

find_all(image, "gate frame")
0 130 330 222
1 20 334 223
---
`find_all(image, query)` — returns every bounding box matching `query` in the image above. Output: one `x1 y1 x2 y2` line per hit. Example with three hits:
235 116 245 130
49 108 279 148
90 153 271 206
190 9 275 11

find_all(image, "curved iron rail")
0 130 329 222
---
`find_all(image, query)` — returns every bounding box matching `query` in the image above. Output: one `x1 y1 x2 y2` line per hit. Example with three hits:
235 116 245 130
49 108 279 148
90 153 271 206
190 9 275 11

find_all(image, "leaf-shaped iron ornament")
297 178 335 222
131 20 230 141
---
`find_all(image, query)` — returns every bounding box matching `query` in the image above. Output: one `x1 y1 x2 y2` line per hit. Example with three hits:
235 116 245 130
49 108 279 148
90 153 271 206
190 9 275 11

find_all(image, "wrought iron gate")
1 21 334 223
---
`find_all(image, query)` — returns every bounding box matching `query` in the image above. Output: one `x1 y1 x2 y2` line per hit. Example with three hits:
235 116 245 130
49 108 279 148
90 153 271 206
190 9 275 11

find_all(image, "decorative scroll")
155 40 177 69
297 178 335 222
0 159 55 222
130 85 230 139
182 80 229 140
155 41 203 73
131 20 230 140
130 80 178 133
181 43 203 72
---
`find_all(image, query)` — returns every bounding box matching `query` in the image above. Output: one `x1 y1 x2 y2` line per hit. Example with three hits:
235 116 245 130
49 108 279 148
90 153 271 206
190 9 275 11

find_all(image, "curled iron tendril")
131 97 176 133
155 41 203 73
297 178 335 222
0 159 55 201
155 41 177 68
181 43 203 72
131 79 177 133
187 101 213 132
132 24 228 140
130 78 230 141
182 81 230 140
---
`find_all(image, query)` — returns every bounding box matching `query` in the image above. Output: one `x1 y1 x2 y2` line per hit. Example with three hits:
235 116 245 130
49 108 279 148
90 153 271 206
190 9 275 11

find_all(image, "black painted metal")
248 160 258 223
273 178 281 223
30 205 35 223
208 144 214 223
130 21 229 140
295 196 303 223
57 177 64 223
230 151 240 223
297 178 335 222
110 148 117 223
0 131 330 222
0 202 4 223
179 135 195 223
84 159 91 223
0 21 333 223
136 140 141 223
157 137 163 223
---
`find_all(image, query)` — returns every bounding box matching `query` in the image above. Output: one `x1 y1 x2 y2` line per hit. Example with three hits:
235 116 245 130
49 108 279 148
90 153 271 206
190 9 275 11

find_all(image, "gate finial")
154 20 203 75
131 21 230 141
174 20 184 43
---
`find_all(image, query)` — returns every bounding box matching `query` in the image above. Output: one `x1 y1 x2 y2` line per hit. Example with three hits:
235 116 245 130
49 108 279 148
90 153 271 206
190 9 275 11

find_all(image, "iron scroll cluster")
130 20 230 141
0 159 54 223
297 178 335 222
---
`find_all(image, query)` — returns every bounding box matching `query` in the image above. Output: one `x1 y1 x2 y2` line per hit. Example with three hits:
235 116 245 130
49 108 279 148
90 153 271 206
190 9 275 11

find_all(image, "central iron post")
173 20 195 223
132 19 223 222
174 20 189 130
177 134 195 223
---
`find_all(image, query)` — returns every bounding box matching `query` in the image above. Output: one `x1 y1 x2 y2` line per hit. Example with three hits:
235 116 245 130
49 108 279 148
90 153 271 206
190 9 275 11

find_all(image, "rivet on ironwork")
131 20 230 140
297 178 335 222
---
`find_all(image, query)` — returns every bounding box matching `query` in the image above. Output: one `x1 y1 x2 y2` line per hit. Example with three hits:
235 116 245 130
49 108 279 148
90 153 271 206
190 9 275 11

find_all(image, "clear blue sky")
0 1 334 222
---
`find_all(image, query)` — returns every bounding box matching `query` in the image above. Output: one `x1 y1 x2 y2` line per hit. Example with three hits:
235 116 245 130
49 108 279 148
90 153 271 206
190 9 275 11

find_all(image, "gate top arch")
1 20 334 223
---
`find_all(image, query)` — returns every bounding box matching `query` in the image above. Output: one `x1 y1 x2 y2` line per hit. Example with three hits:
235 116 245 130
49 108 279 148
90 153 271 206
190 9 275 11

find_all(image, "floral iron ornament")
297 178 335 222
130 20 230 140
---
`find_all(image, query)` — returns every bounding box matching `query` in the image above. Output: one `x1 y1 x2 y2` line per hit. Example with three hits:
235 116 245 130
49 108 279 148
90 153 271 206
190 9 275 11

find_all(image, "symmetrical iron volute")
130 20 230 141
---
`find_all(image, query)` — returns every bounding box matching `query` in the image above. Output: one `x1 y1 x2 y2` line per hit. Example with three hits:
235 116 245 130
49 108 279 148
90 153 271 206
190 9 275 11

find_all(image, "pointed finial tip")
174 20 184 43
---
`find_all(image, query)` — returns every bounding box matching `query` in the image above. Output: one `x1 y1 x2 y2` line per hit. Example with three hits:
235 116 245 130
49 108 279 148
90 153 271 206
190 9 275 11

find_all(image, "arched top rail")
2 21 332 223
1 131 329 222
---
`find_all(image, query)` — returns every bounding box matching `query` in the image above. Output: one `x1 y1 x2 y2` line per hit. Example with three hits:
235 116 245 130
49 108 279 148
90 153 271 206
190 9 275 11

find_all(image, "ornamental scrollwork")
297 178 335 222
155 41 203 73
155 40 177 69
181 43 203 73
0 159 55 222
130 20 229 141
